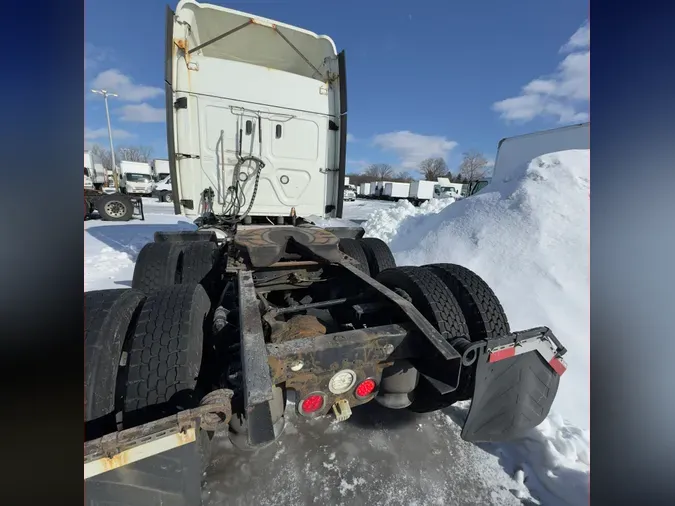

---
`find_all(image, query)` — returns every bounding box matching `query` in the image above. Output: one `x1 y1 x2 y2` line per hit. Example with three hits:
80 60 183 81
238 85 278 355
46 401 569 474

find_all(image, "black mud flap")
461 346 561 443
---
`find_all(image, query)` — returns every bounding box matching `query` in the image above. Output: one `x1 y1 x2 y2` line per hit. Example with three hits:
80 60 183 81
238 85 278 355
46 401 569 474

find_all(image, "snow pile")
364 150 590 505
363 198 455 243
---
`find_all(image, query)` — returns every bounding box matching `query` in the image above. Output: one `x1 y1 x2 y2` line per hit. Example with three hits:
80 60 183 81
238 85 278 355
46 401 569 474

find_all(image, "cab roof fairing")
174 0 339 82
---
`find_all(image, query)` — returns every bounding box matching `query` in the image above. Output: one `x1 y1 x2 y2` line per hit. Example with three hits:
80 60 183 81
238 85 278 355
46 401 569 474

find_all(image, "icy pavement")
203 400 533 506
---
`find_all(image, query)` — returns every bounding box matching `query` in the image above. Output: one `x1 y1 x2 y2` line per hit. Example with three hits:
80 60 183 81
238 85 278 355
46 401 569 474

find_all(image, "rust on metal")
270 314 326 343
267 324 410 415
84 427 196 479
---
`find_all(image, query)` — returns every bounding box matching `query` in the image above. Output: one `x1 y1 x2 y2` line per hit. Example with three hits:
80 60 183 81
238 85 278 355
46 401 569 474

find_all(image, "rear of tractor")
84 224 567 505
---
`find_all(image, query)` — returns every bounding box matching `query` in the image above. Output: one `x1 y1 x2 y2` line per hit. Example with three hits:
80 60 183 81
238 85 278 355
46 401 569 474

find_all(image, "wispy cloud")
346 159 370 173
346 133 357 143
85 127 135 140
90 69 163 102
84 127 135 149
119 103 165 123
372 131 457 169
492 20 589 124
85 43 112 72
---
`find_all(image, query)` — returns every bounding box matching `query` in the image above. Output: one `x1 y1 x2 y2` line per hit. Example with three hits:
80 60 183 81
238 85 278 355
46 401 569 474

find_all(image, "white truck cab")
119 161 154 196
166 0 347 221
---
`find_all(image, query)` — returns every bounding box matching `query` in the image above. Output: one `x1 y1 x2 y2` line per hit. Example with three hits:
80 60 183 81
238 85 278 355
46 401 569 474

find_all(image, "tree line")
347 149 490 187
88 144 154 171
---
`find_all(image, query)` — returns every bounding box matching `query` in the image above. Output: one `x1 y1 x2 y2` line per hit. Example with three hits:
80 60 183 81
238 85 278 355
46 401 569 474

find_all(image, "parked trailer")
84 189 144 221
383 182 410 199
494 122 590 179
151 158 171 182
84 3 569 504
407 180 435 204
359 182 371 196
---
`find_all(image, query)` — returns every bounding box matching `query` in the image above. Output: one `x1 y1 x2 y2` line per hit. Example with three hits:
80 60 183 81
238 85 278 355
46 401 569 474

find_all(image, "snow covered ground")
84 151 589 505
361 150 590 505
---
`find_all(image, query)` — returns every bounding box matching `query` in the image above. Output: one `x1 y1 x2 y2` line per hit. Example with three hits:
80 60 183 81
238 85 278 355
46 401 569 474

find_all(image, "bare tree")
458 150 488 182
419 158 448 181
394 171 413 182
364 163 394 179
90 144 113 171
89 144 154 171
118 145 153 163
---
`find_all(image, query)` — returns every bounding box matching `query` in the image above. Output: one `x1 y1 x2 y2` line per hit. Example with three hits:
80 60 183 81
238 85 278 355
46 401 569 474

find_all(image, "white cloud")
560 20 590 53
346 133 357 143
346 159 370 172
85 43 111 71
90 69 163 102
119 103 165 123
85 127 135 141
372 131 457 169
493 20 589 124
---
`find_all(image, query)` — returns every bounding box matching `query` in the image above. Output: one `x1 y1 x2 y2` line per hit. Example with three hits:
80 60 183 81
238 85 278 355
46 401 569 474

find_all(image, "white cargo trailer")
359 182 371 195
383 182 410 199
84 150 106 189
493 122 590 179
151 159 171 181
408 180 435 201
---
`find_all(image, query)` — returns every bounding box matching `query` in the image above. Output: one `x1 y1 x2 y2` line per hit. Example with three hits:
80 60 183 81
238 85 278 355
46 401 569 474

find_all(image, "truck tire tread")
425 263 510 341
131 242 184 294
358 237 396 276
338 238 370 275
123 284 210 426
181 242 218 286
376 266 469 340
85 289 146 424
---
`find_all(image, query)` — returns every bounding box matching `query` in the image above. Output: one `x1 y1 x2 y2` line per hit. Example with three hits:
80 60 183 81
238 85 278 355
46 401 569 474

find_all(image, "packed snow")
362 149 590 505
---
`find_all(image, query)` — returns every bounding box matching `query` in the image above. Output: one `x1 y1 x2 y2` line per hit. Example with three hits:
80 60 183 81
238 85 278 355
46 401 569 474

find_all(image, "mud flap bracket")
461 327 565 443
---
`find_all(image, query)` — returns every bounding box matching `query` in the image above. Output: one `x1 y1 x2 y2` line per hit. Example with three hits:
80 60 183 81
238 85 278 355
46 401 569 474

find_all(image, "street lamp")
91 89 120 190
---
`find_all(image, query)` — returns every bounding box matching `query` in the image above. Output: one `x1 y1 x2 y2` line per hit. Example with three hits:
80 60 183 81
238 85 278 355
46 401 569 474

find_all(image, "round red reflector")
301 394 324 413
355 379 376 398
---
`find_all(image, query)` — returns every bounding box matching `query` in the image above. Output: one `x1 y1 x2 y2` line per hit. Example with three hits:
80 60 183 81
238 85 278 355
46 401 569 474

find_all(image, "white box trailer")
359 182 371 195
166 1 346 220
494 122 590 179
383 182 410 199
84 150 105 189
151 159 171 181
408 180 435 200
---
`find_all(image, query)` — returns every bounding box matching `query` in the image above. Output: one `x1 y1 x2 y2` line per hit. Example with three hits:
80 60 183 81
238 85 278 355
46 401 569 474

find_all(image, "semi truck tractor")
84 2 569 504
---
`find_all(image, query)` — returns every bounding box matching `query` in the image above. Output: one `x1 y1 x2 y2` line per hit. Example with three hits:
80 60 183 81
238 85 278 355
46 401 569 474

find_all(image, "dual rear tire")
338 237 396 277
375 264 510 413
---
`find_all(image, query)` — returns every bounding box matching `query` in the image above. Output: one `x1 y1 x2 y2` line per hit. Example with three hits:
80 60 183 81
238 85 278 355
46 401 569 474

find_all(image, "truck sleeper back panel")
170 2 343 219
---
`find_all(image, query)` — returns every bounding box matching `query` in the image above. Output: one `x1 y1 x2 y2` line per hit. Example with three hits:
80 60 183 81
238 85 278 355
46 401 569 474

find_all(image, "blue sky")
85 0 589 176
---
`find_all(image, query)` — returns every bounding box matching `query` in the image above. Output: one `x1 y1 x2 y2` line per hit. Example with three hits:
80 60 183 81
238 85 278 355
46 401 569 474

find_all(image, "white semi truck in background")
119 161 154 196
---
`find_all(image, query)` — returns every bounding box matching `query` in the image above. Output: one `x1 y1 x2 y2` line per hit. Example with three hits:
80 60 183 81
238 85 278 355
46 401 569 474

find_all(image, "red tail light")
355 379 376 398
301 394 324 414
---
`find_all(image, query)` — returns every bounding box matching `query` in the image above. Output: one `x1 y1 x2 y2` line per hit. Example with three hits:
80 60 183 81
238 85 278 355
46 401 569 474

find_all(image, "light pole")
91 89 119 190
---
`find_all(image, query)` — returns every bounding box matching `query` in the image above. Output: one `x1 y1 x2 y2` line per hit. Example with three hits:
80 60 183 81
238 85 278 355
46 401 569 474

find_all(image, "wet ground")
202 400 533 506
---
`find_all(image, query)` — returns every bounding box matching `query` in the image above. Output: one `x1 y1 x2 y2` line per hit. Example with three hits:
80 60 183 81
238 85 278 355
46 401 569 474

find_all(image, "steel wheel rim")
104 200 127 218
